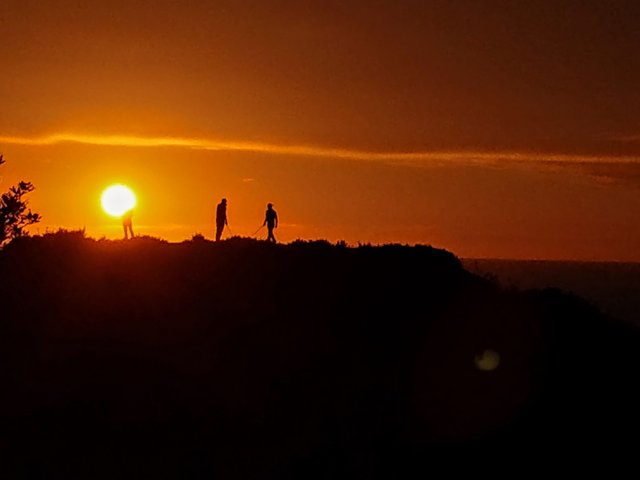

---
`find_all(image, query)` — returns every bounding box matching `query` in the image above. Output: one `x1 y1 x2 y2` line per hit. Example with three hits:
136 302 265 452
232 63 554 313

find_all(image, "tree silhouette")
0 155 41 246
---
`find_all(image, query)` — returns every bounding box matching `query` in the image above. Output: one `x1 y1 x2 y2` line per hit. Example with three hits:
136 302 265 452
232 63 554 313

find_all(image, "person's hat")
267 202 273 207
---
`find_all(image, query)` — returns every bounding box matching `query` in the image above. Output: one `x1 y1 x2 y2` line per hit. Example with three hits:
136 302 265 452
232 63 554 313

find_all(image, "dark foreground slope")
1 233 639 477
462 258 640 327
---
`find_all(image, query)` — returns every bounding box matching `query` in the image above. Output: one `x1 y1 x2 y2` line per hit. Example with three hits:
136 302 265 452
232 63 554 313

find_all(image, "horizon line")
17 228 640 263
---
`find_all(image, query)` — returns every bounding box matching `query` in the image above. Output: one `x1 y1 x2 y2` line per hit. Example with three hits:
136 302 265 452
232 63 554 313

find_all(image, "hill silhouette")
1 231 639 477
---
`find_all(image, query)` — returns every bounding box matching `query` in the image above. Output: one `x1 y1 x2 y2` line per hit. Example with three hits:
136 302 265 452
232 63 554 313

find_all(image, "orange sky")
1 1 639 261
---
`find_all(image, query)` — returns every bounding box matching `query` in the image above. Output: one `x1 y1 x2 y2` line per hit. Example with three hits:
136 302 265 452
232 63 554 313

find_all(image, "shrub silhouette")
0 155 41 246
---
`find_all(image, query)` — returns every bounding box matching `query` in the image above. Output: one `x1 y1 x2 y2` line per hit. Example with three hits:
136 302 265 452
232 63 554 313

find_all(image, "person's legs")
215 223 223 241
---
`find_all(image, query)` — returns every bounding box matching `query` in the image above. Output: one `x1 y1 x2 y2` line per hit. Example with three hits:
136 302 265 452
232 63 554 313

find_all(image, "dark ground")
1 232 639 478
463 257 640 327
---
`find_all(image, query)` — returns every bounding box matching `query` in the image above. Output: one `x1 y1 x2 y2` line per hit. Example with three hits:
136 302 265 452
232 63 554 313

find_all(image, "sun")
101 184 137 217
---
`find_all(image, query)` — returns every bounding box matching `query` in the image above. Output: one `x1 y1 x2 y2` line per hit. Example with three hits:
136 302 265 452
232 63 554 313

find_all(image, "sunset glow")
2 2 639 260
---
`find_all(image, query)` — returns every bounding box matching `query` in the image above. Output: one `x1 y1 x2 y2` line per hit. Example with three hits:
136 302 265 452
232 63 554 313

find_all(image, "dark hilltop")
1 231 638 477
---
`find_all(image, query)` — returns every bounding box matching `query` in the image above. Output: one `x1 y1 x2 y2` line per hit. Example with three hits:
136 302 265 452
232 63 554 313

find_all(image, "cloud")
562 161 640 188
2 132 639 184
611 133 640 142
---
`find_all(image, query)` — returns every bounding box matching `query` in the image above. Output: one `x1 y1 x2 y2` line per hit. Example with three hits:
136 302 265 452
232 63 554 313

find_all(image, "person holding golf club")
263 202 278 243
215 197 228 241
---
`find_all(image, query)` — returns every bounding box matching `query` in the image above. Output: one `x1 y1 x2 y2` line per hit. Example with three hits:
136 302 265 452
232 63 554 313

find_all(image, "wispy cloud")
1 132 639 174
611 133 640 142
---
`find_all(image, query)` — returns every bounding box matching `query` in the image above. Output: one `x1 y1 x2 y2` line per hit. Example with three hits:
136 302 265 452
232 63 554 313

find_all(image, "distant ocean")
462 258 640 328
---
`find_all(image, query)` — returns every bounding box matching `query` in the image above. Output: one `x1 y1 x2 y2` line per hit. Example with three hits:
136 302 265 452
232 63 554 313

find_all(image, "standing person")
123 209 134 240
263 202 278 243
215 198 228 241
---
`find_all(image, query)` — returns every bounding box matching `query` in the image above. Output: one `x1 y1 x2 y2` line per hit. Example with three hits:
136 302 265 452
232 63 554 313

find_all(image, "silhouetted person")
215 198 228 241
263 202 278 243
123 209 134 239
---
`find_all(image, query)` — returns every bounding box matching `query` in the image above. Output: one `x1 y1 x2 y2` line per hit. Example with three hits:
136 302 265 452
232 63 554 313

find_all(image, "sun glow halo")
101 184 137 217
